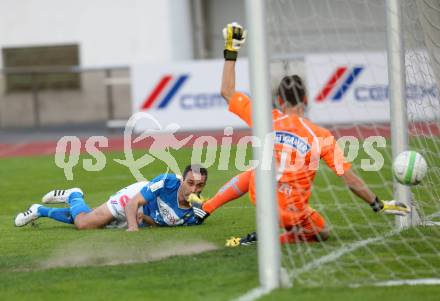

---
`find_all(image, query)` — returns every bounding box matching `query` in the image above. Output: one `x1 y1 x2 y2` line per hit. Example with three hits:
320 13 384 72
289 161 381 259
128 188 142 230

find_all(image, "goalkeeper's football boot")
14 204 41 227
239 231 257 245
187 193 206 206
225 231 257 247
42 188 83 204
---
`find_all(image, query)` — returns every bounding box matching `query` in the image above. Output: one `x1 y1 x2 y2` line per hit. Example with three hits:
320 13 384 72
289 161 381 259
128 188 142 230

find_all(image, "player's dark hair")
183 164 208 181
278 75 306 107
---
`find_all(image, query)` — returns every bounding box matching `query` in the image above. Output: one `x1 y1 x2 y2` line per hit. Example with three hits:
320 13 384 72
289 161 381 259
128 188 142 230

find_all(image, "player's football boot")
14 204 42 227
188 194 210 223
41 188 83 204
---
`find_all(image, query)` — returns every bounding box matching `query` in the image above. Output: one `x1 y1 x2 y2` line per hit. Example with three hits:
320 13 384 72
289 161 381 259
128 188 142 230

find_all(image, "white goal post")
245 0 281 291
386 0 418 228
243 0 440 293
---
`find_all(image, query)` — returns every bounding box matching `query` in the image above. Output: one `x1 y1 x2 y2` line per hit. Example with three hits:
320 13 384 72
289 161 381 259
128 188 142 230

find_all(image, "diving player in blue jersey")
14 164 208 231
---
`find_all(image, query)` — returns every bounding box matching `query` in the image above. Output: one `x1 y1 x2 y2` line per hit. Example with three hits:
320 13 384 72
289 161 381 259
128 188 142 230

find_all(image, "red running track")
0 123 438 158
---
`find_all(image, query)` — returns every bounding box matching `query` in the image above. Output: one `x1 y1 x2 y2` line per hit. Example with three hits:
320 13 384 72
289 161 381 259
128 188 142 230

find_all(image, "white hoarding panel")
131 59 250 131
305 52 439 124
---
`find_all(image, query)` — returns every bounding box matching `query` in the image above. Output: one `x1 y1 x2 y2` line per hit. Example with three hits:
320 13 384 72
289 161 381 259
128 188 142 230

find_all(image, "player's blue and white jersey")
140 174 200 226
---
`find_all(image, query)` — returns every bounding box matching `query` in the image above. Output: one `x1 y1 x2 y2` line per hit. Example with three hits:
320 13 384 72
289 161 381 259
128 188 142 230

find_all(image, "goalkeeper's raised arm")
221 22 247 104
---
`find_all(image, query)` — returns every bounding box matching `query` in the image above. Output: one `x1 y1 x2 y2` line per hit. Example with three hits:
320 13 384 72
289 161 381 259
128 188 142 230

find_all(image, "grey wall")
0 0 429 128
202 0 388 59
0 69 131 128
203 0 247 59
201 0 424 59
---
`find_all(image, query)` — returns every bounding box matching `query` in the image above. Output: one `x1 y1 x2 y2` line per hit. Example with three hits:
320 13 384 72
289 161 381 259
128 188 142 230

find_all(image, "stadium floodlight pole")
386 0 420 228
245 0 281 291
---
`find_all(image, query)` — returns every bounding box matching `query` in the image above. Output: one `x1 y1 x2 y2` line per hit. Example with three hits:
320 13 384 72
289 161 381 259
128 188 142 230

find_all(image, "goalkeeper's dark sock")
202 169 252 213
37 206 74 224
67 192 91 220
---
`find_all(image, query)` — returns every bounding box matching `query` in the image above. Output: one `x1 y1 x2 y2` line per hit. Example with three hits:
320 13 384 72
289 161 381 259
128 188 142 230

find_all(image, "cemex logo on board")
315 66 364 102
141 75 189 110
314 65 437 102
140 74 227 110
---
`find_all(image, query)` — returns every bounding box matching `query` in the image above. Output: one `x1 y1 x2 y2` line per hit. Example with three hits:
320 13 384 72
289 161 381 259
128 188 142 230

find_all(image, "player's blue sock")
37 206 74 224
67 192 91 220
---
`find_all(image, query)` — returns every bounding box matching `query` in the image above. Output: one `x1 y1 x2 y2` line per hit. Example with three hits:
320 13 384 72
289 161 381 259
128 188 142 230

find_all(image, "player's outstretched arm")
220 22 247 104
125 193 147 231
341 170 410 216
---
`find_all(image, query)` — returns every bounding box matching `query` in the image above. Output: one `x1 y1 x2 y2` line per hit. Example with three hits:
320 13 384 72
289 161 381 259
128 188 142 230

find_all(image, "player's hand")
381 200 411 216
223 22 247 61
126 226 139 232
137 212 144 225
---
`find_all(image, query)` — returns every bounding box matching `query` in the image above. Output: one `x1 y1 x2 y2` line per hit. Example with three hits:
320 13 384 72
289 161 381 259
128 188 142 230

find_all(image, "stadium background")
0 0 395 131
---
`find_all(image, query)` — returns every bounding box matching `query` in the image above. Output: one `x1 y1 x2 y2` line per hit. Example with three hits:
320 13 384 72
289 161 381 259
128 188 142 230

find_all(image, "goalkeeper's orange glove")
223 22 247 61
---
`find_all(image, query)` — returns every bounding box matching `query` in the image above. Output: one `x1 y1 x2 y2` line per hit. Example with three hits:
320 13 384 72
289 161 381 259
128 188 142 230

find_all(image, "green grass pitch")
1 145 439 301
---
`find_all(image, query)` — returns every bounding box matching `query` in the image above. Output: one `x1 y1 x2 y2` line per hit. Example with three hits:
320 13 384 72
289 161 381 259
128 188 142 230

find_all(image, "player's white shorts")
105 181 148 228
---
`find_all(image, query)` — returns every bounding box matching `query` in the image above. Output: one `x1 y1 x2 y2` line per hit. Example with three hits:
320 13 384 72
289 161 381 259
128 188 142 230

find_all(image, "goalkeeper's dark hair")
278 75 306 107
183 164 208 181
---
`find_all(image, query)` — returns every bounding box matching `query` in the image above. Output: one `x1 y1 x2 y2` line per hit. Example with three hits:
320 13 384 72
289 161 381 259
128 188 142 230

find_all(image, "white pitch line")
292 210 440 278
290 229 399 278
233 287 272 301
236 211 440 301
234 229 400 301
373 278 440 286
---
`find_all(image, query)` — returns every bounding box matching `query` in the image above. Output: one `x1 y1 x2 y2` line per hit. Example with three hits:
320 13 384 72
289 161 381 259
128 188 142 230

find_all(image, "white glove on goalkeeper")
370 197 411 216
223 22 247 61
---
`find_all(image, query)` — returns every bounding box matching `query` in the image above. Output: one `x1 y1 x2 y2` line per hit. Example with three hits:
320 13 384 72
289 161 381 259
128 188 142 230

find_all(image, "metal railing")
0 66 131 129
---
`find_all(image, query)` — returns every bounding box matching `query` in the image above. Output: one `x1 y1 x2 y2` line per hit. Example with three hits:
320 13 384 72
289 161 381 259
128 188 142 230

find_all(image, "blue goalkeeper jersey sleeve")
140 174 200 226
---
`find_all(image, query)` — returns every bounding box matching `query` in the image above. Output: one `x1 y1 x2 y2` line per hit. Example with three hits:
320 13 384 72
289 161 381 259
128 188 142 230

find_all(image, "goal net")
264 0 440 287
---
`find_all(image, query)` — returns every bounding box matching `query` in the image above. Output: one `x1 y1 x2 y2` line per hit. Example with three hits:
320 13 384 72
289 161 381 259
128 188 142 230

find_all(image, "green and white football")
393 151 428 185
